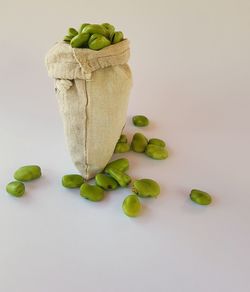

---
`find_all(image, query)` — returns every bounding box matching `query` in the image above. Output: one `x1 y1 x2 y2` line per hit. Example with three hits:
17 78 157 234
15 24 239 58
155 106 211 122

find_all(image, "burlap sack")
45 40 132 179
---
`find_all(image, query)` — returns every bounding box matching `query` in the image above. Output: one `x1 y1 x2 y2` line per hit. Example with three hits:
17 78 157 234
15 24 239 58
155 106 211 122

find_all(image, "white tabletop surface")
0 1 250 291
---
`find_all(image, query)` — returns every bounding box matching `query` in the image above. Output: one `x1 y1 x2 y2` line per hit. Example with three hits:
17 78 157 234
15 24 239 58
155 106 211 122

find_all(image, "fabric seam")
72 48 89 178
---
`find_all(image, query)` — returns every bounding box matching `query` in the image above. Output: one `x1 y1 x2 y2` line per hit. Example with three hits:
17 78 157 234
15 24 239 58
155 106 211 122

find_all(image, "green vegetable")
112 31 124 44
118 134 128 143
62 174 84 188
82 24 109 38
131 133 148 153
80 183 104 202
79 23 90 33
6 181 25 197
106 168 131 187
14 165 41 182
122 194 141 217
145 144 168 160
68 27 78 37
148 138 166 148
102 23 115 40
132 115 149 127
190 189 212 205
114 143 130 153
132 179 160 198
95 173 118 190
63 35 73 43
70 33 90 48
88 34 111 50
104 158 129 173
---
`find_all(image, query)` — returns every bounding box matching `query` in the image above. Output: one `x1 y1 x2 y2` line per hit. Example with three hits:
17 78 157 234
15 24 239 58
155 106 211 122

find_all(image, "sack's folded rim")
45 39 130 79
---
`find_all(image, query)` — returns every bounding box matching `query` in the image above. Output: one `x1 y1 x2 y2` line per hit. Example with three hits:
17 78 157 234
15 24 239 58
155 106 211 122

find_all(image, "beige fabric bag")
45 40 132 179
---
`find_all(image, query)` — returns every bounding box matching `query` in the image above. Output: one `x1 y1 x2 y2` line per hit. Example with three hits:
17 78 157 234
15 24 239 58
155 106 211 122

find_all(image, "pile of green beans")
4 117 212 216
62 157 160 218
113 115 168 160
63 23 124 50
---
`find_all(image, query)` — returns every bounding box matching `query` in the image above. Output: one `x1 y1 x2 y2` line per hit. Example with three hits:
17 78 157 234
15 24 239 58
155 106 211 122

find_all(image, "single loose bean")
95 173 118 190
80 183 104 202
132 115 149 127
104 158 129 173
14 165 41 182
145 144 168 160
148 138 166 148
122 194 141 217
114 143 130 153
131 133 148 153
190 189 212 205
6 181 25 197
118 134 128 143
62 174 84 188
132 179 160 198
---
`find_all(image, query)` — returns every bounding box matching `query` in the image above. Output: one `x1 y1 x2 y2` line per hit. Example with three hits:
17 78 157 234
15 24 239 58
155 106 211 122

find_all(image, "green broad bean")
79 23 90 33
148 138 166 148
122 194 141 217
68 27 78 37
6 181 25 197
95 173 118 190
14 165 41 182
190 189 212 205
63 35 73 43
88 34 111 50
145 144 168 160
80 183 104 202
106 168 131 187
102 23 115 40
132 179 160 198
112 31 124 44
132 115 149 127
131 133 148 153
114 143 130 153
82 24 109 38
62 174 84 188
104 158 129 173
118 134 128 143
70 33 90 48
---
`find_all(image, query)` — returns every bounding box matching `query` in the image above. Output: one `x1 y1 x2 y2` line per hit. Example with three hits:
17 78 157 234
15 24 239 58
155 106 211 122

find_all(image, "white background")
0 1 250 291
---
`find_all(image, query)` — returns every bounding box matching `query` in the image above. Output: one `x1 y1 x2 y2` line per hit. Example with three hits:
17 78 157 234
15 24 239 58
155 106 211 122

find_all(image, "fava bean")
131 133 148 153
114 143 130 153
95 173 118 190
79 23 90 33
80 183 104 202
145 144 168 160
63 35 73 43
132 179 160 198
88 34 111 50
148 138 166 148
190 189 212 205
62 174 84 188
132 115 149 127
6 181 25 197
102 23 115 40
122 194 141 217
106 168 131 187
14 165 41 182
112 31 124 44
68 27 78 37
82 24 109 38
118 134 128 143
104 158 129 173
70 33 90 48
